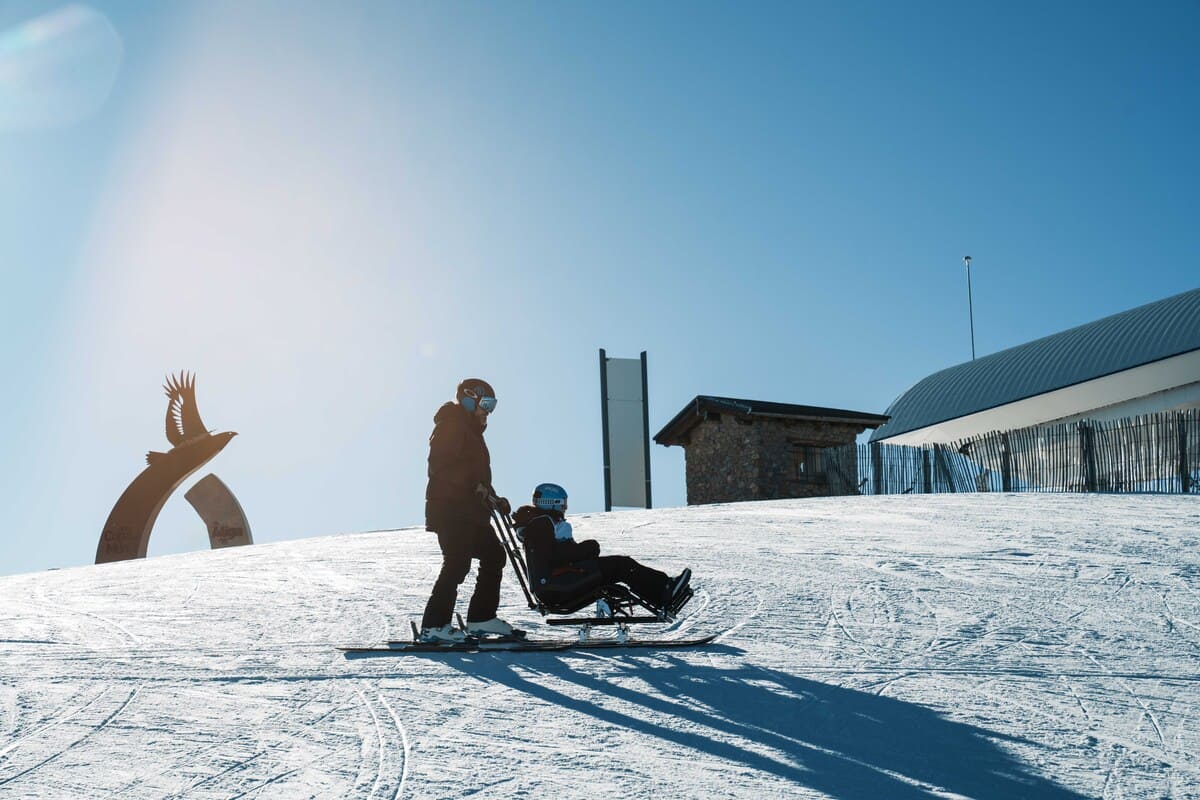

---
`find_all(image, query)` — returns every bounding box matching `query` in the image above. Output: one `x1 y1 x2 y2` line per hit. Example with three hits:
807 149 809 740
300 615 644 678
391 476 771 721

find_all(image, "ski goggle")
463 388 498 413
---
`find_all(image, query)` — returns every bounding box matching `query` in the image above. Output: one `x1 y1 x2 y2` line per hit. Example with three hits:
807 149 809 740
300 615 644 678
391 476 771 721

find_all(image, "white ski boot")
464 617 523 639
418 624 468 645
667 568 692 603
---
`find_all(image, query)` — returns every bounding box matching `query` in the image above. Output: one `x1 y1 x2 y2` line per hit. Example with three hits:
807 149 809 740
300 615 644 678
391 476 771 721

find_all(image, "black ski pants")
421 521 506 629
595 555 669 606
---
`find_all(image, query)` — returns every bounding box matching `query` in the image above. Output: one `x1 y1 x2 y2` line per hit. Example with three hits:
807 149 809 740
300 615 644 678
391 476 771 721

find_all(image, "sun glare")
0 4 123 131
65 4 435 443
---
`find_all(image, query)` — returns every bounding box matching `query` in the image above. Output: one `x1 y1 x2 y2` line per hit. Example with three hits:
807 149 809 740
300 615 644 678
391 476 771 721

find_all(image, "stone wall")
683 415 865 504
683 414 762 505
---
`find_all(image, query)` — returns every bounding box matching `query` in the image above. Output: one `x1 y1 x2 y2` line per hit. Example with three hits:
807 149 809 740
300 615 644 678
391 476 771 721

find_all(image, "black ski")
339 633 718 655
385 637 528 648
340 639 568 654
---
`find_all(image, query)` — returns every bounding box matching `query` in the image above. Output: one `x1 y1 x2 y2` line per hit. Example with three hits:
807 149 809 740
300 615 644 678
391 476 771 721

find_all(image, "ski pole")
500 512 544 613
496 509 529 575
500 514 536 610
498 510 532 595
484 493 528 574
490 508 536 609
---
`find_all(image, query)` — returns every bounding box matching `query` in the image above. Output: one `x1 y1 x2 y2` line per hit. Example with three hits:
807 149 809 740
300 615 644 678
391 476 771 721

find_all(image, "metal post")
870 442 883 495
1179 412 1191 494
640 351 652 509
1080 421 1098 492
599 349 612 512
964 255 976 361
1001 432 1013 493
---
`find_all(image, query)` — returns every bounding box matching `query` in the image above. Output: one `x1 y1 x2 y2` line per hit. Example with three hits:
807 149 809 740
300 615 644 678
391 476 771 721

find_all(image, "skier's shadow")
442 647 1089 799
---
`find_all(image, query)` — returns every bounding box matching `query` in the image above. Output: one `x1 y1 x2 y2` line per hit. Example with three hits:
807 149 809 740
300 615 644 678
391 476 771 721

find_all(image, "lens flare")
0 4 124 131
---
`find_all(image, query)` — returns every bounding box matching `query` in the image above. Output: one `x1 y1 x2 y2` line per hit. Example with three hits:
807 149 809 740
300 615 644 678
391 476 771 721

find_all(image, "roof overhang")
871 288 1200 442
654 396 890 447
876 348 1200 446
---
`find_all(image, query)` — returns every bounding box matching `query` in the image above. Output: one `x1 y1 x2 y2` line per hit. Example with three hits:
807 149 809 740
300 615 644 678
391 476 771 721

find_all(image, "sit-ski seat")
497 510 681 623
519 519 661 615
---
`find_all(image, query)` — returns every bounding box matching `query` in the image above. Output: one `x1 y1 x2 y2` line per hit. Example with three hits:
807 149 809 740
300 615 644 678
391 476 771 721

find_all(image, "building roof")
654 396 890 447
870 287 1200 442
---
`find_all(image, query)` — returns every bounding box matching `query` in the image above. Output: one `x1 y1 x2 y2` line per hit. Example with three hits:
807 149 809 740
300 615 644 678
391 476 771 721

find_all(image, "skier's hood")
434 402 463 424
434 401 486 431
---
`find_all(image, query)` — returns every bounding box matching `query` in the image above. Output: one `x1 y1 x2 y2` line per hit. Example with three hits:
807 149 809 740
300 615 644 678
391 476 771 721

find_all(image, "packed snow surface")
2 494 1199 798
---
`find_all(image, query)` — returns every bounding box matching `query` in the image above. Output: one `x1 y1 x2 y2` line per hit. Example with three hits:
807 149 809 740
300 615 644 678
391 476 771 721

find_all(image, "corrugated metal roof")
870 287 1200 442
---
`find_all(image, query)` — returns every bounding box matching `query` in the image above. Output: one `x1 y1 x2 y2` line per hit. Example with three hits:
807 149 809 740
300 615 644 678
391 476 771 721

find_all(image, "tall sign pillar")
599 349 652 511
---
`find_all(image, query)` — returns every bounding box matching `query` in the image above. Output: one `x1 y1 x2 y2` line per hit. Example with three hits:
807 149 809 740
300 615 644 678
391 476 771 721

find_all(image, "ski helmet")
532 483 568 512
457 378 497 413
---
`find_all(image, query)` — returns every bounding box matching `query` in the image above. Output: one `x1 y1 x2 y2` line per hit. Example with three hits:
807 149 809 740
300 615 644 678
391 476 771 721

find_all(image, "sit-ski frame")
490 507 686 642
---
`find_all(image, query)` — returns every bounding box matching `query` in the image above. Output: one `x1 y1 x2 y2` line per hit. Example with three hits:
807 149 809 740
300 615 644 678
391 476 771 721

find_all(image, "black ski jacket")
425 402 492 531
512 505 601 566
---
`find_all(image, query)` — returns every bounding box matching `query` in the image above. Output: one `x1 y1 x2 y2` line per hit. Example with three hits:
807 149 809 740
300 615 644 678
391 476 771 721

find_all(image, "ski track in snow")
1 494 1199 797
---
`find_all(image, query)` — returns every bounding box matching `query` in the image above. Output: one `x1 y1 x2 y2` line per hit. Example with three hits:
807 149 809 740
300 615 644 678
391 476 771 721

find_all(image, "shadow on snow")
439 647 1088 800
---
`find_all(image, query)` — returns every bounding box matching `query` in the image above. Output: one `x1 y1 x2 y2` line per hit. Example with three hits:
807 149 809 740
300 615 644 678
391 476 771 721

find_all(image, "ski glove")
476 483 510 515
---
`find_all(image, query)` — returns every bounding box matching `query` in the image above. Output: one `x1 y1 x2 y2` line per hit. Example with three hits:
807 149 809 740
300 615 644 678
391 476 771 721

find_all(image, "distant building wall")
683 415 760 505
683 415 864 504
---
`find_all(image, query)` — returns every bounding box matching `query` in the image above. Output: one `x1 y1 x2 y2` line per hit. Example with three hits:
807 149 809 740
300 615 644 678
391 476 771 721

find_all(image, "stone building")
653 396 889 505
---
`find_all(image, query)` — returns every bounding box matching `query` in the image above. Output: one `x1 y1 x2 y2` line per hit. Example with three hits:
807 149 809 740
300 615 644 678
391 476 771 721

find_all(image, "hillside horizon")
2 493 1197 798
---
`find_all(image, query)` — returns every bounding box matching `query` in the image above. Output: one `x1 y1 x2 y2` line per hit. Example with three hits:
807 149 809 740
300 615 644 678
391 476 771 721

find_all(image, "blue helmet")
532 483 567 512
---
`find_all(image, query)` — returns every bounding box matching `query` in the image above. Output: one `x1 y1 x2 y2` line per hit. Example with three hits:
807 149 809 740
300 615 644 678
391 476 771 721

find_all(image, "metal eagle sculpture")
96 372 238 564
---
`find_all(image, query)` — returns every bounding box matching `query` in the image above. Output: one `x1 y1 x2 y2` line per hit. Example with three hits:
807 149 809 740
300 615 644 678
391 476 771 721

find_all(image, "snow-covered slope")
2 494 1198 798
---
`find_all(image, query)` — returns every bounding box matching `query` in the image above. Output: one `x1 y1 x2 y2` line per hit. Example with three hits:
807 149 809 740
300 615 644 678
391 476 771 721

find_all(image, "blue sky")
2 1 1197 576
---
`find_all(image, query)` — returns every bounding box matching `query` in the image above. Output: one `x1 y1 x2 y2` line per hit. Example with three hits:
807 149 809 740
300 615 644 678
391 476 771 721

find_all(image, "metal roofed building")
871 287 1200 446
654 396 889 504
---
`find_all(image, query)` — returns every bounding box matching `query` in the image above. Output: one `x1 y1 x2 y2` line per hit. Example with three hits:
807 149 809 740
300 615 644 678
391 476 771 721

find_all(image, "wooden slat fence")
822 408 1200 495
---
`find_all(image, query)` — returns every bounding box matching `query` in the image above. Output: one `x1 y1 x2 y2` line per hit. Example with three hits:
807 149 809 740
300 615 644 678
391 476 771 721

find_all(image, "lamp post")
964 255 975 361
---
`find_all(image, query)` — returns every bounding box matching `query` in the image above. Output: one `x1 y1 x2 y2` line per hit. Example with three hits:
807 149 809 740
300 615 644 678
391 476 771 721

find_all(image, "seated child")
512 482 691 611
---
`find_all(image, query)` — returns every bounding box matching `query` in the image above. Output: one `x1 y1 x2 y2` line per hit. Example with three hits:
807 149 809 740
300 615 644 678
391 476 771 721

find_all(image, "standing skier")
419 378 513 644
